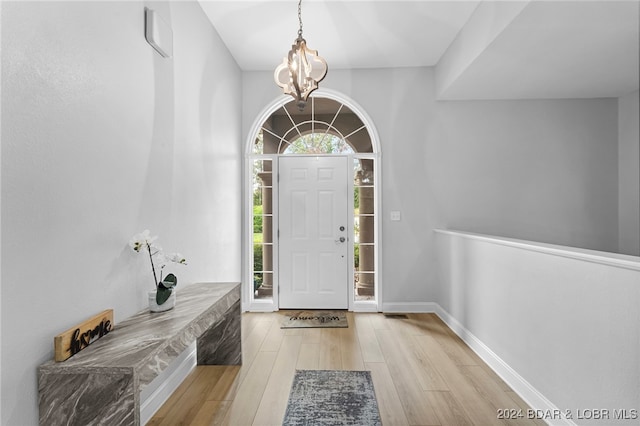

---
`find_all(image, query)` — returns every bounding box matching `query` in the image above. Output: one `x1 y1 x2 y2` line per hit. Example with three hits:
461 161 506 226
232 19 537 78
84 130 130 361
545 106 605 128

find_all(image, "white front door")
278 156 349 309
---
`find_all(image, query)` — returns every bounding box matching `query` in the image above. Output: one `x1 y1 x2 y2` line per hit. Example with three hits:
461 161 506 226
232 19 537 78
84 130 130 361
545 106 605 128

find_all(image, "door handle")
335 236 346 243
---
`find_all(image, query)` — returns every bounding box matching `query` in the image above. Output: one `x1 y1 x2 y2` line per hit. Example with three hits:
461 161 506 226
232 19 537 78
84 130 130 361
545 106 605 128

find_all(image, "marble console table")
38 282 241 426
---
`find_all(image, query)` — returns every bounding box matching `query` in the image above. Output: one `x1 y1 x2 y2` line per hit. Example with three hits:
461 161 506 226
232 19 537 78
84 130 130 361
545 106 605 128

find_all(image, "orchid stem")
147 244 159 288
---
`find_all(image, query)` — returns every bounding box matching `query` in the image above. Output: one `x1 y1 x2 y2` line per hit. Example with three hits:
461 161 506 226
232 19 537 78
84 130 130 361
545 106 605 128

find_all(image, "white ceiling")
199 0 640 100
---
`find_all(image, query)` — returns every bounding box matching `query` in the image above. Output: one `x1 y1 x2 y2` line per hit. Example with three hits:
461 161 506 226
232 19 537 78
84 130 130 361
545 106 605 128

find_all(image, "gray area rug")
280 311 348 329
282 370 382 426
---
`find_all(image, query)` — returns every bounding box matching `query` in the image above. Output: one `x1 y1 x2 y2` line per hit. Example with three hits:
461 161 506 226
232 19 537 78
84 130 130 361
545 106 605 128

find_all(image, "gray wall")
1 2 242 424
619 90 640 256
435 230 640 425
243 67 623 306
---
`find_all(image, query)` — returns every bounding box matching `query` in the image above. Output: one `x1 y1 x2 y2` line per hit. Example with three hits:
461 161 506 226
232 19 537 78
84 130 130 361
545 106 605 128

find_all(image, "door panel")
279 156 349 309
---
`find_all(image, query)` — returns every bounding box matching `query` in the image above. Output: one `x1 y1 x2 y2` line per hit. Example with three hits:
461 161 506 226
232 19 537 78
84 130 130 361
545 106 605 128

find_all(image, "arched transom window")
253 97 373 155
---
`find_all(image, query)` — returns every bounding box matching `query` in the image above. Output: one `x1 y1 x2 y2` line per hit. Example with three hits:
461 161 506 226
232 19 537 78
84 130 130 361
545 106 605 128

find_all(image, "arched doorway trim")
246 88 381 155
244 89 382 312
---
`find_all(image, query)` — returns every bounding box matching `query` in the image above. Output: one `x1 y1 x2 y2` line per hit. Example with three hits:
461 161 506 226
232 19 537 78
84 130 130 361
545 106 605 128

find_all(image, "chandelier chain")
297 0 303 38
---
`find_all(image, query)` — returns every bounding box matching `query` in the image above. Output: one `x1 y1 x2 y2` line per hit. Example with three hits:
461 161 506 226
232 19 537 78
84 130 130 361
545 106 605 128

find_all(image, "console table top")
39 282 240 372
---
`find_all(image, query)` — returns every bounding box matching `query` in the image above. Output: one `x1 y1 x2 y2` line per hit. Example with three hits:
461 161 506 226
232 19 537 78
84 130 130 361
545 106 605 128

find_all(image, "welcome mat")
283 370 381 426
280 311 348 329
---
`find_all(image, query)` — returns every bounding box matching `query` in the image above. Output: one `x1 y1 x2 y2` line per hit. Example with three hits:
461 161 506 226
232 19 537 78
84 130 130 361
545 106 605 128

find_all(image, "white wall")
618 90 640 256
242 67 620 307
435 230 640 425
430 97 619 252
0 1 242 424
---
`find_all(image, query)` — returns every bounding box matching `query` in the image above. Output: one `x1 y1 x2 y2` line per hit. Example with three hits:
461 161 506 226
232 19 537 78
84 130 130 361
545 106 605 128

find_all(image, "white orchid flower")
129 229 158 252
167 253 187 265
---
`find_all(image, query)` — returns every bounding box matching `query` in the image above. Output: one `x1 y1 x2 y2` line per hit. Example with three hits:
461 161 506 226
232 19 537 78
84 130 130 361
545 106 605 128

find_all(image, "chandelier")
274 0 328 110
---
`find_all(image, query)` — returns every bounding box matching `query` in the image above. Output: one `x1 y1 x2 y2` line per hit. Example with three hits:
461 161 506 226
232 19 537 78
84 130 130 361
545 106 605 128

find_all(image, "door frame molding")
243 89 382 312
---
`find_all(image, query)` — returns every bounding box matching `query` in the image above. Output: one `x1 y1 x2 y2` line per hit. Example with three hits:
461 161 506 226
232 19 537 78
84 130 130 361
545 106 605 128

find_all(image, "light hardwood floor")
149 312 546 426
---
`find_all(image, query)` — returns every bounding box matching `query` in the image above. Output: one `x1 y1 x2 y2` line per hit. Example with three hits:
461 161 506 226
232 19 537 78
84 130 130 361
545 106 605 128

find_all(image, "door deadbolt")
339 226 345 231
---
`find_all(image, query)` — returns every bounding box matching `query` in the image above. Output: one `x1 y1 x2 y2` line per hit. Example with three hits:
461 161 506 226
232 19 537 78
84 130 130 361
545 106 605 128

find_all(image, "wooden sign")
54 309 114 362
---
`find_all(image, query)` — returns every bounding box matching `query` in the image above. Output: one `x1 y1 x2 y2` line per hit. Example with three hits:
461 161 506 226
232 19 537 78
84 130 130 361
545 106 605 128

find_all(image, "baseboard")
432 304 576 426
140 341 197 425
381 302 438 313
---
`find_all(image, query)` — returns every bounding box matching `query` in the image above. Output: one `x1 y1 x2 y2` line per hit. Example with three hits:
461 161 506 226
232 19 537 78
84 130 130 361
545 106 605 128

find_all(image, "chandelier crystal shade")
274 0 328 110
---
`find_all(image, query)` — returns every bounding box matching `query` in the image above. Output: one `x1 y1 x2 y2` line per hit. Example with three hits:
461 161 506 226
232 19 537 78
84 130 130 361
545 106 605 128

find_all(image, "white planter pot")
148 289 176 313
